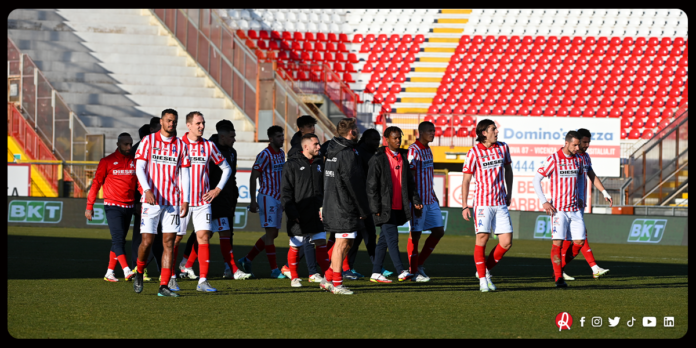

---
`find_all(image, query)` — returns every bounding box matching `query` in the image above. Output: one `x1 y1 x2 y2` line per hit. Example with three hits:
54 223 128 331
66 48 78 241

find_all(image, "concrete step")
42 71 207 87
58 9 143 15
50 82 216 98
8 9 67 22
20 50 189 66
9 29 170 46
134 107 247 122
80 42 179 56
72 104 154 119
55 11 152 25
60 92 227 109
33 60 198 76
10 19 160 35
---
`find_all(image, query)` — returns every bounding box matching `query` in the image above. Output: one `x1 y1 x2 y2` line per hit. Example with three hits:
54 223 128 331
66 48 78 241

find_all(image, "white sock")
171 275 176 279
180 258 187 267
122 267 131 275
591 265 600 272
106 269 114 276
198 277 207 284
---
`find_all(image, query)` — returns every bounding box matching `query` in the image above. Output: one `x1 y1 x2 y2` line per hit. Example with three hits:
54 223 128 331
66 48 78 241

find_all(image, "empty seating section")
221 9 688 139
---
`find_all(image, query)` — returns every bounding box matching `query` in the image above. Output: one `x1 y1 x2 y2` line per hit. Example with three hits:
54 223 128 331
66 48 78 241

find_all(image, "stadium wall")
7 197 687 246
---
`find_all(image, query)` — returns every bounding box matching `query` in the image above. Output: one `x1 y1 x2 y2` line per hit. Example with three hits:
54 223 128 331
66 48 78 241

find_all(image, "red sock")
342 254 350 272
220 238 238 273
316 245 330 274
288 247 299 279
160 268 171 286
265 244 278 269
324 264 334 282
327 243 335 260
137 259 146 274
485 244 509 271
108 251 118 270
474 245 487 278
246 237 266 261
561 240 573 268
581 238 597 267
407 238 419 273
551 245 563 281
116 254 129 270
198 244 210 279
418 235 441 266
332 267 343 288
185 244 198 268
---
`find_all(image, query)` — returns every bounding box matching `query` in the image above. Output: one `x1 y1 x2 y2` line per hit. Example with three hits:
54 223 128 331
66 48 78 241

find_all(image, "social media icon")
592 317 603 327
608 317 620 327
643 317 656 327
663 317 674 327
627 317 636 327
580 317 586 327
555 312 573 331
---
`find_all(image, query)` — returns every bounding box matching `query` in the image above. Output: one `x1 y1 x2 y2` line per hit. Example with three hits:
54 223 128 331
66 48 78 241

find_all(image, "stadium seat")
628 129 641 139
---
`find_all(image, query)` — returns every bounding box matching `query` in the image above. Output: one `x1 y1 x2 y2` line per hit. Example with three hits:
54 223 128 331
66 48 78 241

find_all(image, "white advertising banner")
8 164 31 197
486 116 621 177
236 169 259 203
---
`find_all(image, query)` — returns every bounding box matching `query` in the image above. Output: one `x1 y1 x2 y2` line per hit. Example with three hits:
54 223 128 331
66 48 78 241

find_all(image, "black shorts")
211 199 236 220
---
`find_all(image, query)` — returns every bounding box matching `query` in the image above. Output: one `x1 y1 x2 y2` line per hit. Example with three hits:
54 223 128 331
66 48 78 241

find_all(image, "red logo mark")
342 233 348 237
555 312 573 331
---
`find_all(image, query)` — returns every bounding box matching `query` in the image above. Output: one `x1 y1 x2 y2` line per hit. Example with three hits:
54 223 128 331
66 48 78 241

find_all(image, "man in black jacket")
286 115 317 157
281 134 331 288
367 126 423 283
321 118 370 295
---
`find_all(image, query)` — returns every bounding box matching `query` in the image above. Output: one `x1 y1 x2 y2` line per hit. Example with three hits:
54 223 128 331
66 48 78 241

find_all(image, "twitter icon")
608 317 621 327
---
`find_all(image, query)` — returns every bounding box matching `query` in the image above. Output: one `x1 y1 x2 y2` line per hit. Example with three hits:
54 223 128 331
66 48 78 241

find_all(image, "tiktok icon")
556 312 573 331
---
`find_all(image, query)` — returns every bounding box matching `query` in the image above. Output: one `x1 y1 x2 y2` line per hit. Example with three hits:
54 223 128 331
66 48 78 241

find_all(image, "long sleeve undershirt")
136 159 150 192
533 172 548 204
216 159 231 190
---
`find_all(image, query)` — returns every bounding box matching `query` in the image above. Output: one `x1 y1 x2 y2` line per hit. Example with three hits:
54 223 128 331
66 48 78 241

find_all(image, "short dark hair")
216 119 235 133
336 118 357 137
117 132 132 141
383 126 403 139
160 108 178 118
358 128 380 144
296 115 317 129
301 133 319 143
149 117 161 128
267 125 284 138
186 111 203 124
578 128 592 140
138 125 150 139
475 119 496 143
418 121 435 133
565 131 582 142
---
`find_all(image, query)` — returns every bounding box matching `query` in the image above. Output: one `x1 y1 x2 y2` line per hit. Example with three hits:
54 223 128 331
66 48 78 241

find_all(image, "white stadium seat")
306 22 318 32
356 22 369 33
330 23 340 32
332 13 342 23
301 9 311 13
228 9 240 20
297 12 308 22
341 23 352 33
240 10 251 21
318 22 329 32
285 12 296 22
284 21 296 32
294 22 306 32
309 12 320 23
393 22 406 33
274 11 285 21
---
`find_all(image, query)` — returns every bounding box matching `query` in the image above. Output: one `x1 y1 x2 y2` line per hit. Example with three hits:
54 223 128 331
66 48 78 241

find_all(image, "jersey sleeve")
537 155 555 177
252 151 268 173
503 143 512 165
585 153 593 172
134 136 150 162
86 158 108 210
462 149 476 174
407 146 420 170
209 142 224 165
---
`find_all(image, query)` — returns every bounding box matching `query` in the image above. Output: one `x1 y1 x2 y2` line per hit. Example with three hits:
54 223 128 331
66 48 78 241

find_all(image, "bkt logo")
87 204 135 226
534 215 552 239
8 200 63 223
628 219 667 243
233 207 248 229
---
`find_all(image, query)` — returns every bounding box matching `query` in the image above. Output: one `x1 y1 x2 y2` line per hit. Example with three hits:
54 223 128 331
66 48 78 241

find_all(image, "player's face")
299 124 315 136
271 132 285 148
566 138 581 155
420 124 436 143
483 124 498 143
579 136 591 153
365 133 381 150
303 138 321 157
219 130 236 147
386 131 402 151
117 136 133 155
187 114 205 138
160 113 177 136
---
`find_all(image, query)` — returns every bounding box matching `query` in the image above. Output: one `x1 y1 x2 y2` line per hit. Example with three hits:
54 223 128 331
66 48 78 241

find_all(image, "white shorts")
552 210 586 241
410 202 444 231
178 205 213 235
258 193 283 229
473 205 513 234
140 203 181 234
564 209 586 241
289 232 327 247
211 217 231 232
335 231 357 239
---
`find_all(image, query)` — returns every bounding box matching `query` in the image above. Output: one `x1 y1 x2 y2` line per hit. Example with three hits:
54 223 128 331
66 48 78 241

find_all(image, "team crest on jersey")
317 165 321 172
172 145 177 156
478 219 483 227
141 219 145 226
114 162 118 165
200 146 205 155
130 162 134 168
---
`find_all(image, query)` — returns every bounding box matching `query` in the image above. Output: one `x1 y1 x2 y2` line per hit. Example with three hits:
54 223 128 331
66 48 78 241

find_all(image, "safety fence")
6 160 96 198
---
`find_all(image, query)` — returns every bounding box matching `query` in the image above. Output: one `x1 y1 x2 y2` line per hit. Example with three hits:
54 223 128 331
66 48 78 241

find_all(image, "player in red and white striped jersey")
167 112 232 293
406 121 445 282
238 126 287 278
134 108 191 297
560 128 612 280
533 131 585 288
461 119 514 292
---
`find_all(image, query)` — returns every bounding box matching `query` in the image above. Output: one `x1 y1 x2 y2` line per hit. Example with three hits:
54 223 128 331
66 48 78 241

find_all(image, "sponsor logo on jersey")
325 170 335 177
112 169 136 175
559 169 579 177
482 158 504 169
191 156 206 162
423 159 434 168
300 166 305 171
273 163 284 172
151 154 178 164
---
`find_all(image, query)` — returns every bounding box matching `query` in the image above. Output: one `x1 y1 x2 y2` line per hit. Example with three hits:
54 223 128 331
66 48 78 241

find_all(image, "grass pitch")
8 227 687 338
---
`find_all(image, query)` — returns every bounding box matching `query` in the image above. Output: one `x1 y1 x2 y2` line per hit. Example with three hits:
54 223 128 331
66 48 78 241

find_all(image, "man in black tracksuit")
367 126 422 283
321 118 370 295
281 133 331 288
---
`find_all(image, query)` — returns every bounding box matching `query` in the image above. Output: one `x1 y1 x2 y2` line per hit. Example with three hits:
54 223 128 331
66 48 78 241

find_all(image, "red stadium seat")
628 129 641 139
316 33 327 42
557 107 569 117
569 107 582 117
531 106 543 116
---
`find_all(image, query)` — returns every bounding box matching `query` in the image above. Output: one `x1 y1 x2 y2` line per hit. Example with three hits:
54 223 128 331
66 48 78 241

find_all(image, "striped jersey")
537 148 582 212
134 131 191 206
462 141 512 206
576 151 592 208
180 133 225 207
408 140 436 205
252 145 285 200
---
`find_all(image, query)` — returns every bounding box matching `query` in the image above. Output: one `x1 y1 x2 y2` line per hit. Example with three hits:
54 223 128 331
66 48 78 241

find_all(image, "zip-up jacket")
367 147 422 226
87 149 137 210
281 151 325 236
209 134 238 217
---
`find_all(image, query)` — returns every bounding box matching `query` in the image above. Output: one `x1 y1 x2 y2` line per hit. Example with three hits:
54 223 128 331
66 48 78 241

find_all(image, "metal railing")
7 37 95 164
380 113 477 148
6 160 97 198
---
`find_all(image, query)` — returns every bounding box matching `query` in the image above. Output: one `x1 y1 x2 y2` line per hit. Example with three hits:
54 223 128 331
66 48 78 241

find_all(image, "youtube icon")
643 317 657 327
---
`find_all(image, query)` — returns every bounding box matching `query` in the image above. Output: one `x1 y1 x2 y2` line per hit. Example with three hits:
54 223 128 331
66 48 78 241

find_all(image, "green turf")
8 227 687 338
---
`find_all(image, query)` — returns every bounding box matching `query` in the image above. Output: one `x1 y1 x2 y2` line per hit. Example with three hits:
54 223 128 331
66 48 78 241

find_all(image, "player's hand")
203 187 221 203
249 201 259 213
505 194 511 207
606 196 613 207
414 204 423 217
319 210 323 221
543 202 557 215
180 202 189 218
375 213 380 217
144 189 155 205
85 209 93 221
462 207 470 221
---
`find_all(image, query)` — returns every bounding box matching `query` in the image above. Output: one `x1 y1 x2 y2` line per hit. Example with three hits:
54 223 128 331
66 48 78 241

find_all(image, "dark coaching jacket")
280 151 325 236
322 136 370 233
367 147 422 226
209 134 239 216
